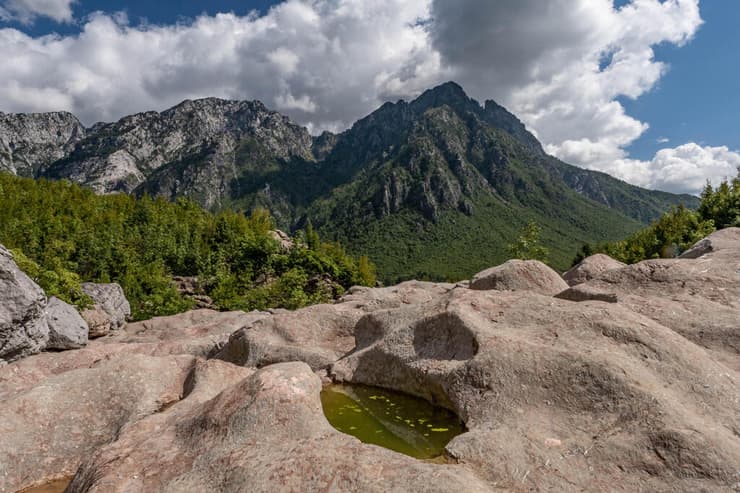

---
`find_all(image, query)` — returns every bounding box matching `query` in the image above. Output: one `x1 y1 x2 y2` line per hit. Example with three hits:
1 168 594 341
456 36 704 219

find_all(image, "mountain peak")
411 81 477 113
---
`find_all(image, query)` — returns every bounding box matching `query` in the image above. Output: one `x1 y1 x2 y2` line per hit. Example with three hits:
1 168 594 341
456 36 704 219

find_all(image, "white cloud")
1 0 76 23
657 137 670 144
0 0 729 195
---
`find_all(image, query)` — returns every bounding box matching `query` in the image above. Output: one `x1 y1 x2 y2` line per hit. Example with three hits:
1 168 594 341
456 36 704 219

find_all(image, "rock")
215 281 458 371
470 259 569 295
0 111 85 176
66 362 491 493
680 227 740 259
0 353 198 492
0 245 49 363
45 297 88 350
0 309 263 402
215 303 362 370
80 282 131 337
172 276 215 309
562 253 627 286
557 235 740 360
331 288 740 491
102 309 267 358
269 229 294 250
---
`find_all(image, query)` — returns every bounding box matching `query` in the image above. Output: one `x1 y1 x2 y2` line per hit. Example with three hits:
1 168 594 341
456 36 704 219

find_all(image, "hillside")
0 82 698 280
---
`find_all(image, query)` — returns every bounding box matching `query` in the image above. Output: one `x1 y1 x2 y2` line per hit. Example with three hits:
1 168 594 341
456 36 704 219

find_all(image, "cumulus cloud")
0 1 438 129
0 0 730 194
0 0 76 23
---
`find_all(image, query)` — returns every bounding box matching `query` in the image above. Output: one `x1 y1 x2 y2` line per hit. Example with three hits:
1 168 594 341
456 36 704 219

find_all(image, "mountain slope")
0 82 699 280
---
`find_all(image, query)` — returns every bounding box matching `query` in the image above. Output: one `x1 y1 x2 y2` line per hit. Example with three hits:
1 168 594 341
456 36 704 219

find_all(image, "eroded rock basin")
321 384 465 459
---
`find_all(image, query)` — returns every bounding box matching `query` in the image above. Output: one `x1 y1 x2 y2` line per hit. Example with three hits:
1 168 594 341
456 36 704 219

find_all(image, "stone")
269 229 294 250
0 244 49 363
557 231 740 360
80 282 131 337
679 226 740 259
562 253 627 286
45 296 88 350
214 303 362 370
0 353 199 492
331 288 740 491
66 363 491 493
470 259 569 295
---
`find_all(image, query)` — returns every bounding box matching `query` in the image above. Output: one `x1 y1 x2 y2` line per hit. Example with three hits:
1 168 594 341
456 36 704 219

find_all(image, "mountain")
0 82 698 280
0 111 86 177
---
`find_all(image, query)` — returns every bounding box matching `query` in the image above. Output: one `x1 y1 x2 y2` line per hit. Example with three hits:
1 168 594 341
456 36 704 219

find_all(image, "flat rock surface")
66 363 490 493
1 230 739 492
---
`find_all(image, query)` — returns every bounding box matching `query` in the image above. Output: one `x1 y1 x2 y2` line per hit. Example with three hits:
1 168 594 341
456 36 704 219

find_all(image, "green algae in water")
320 384 465 459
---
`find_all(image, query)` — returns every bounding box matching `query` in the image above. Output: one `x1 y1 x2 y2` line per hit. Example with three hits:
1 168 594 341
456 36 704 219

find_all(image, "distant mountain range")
0 82 698 280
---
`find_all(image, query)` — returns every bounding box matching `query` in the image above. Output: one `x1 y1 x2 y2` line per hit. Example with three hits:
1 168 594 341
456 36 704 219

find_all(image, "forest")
0 173 375 320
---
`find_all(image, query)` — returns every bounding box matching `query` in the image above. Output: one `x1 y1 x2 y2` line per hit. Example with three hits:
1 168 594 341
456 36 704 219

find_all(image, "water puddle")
320 384 464 459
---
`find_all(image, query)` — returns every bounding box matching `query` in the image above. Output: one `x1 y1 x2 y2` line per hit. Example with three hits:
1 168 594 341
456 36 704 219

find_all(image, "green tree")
508 220 549 262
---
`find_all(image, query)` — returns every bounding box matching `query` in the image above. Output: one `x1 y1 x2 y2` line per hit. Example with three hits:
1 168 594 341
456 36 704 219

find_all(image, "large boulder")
80 282 131 337
679 227 740 259
0 353 210 492
66 362 490 493
562 253 627 286
45 296 88 350
0 245 48 363
470 259 568 295
557 229 740 360
331 288 740 492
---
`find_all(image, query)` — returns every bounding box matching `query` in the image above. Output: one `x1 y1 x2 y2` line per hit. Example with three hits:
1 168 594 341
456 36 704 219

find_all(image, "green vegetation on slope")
574 170 739 265
0 173 375 320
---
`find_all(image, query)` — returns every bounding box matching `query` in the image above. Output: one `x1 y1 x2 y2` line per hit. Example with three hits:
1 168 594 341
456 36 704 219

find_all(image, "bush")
573 169 738 265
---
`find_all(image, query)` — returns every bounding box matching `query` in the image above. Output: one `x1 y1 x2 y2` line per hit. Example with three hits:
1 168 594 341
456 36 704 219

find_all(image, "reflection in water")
320 384 464 459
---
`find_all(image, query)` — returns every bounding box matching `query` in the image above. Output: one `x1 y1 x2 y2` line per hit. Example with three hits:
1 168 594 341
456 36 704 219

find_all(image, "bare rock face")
470 259 569 295
214 281 458 371
66 362 490 493
332 288 740 492
0 353 196 492
680 226 740 259
80 282 131 337
562 253 627 286
557 228 740 359
0 111 85 177
0 245 49 363
215 303 363 371
269 229 294 250
45 296 88 350
1 230 738 492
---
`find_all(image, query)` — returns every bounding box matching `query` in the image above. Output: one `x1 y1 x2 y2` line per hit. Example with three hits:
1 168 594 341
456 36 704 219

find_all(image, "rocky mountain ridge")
0 82 700 277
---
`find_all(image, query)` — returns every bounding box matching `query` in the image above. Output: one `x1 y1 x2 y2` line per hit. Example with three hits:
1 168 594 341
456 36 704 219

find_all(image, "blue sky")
1 0 737 195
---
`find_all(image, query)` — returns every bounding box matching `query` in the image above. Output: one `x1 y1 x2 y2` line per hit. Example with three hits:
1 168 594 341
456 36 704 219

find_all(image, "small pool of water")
320 384 465 459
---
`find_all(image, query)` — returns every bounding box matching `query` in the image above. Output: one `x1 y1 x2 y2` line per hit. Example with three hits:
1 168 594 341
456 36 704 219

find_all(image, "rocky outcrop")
42 98 315 207
45 297 88 350
0 245 49 363
0 111 85 177
470 259 569 295
1 231 738 492
557 228 740 360
680 226 740 258
332 287 740 491
563 253 627 286
80 282 131 337
67 362 490 493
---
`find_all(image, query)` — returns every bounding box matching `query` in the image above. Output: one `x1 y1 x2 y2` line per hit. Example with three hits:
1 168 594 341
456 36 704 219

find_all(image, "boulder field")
0 229 738 492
